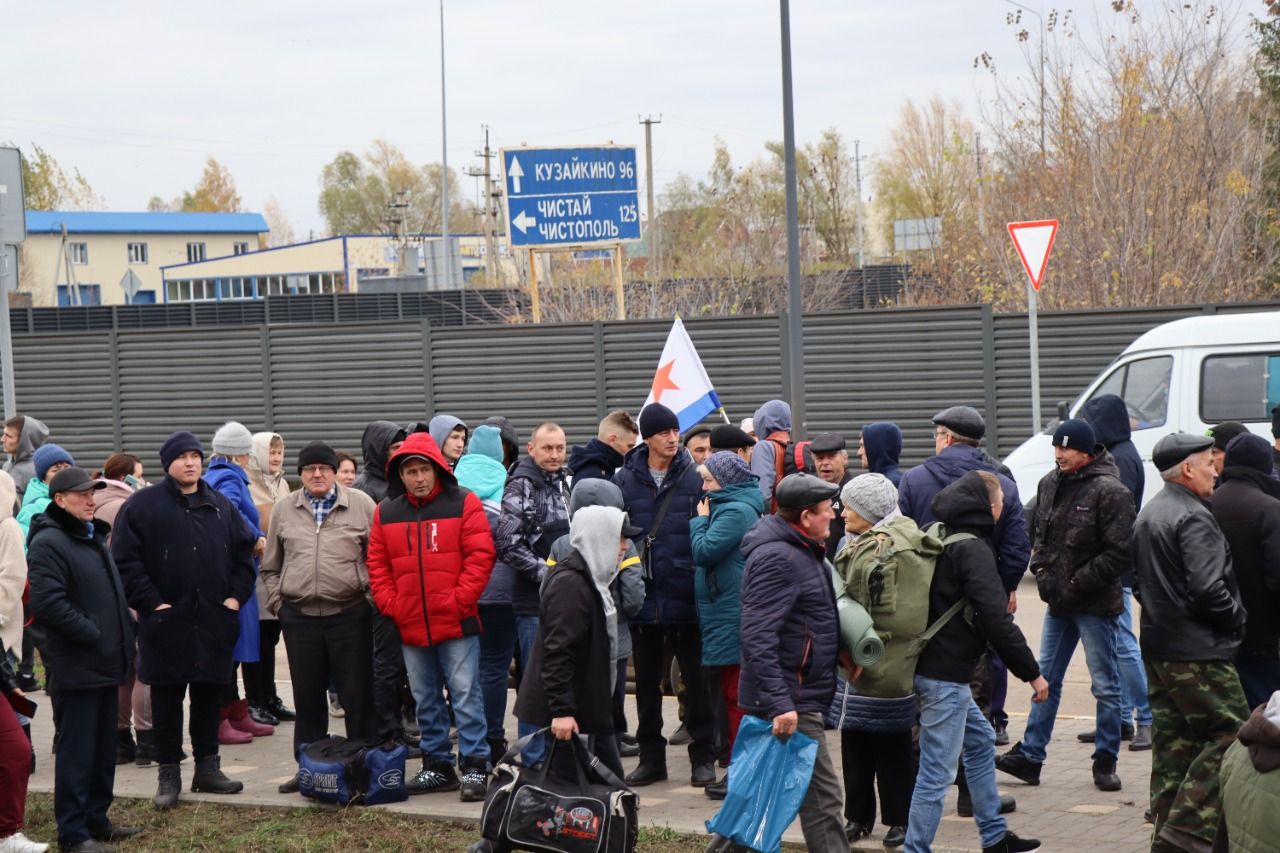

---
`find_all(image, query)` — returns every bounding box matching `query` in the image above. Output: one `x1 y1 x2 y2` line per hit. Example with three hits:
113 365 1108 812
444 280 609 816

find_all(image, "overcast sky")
0 1 1257 237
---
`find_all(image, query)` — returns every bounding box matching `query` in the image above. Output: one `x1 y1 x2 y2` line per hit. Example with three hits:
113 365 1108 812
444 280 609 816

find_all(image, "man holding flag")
613 319 725 788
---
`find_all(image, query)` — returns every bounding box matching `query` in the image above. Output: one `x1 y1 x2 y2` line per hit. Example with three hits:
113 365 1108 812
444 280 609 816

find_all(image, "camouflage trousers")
1144 660 1247 853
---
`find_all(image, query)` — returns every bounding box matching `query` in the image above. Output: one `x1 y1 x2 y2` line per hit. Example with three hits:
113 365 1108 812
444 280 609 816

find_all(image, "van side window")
1086 356 1173 430
1200 352 1280 423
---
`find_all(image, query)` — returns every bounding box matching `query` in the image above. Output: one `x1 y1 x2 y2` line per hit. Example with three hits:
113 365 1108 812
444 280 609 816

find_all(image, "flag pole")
717 406 731 425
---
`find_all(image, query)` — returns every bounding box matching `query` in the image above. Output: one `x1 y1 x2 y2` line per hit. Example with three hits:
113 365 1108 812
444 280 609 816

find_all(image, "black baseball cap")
48 467 107 496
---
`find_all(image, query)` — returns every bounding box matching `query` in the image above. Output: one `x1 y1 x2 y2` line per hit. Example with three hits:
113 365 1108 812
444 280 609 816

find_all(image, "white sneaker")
0 832 51 853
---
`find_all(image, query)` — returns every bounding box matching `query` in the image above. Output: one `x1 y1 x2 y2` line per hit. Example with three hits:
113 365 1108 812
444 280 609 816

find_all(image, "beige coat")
0 471 29 661
247 432 288 619
92 479 136 530
259 483 376 618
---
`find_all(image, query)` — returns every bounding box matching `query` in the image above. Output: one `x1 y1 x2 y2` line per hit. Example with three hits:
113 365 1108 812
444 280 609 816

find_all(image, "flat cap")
932 406 985 440
809 432 846 454
1152 432 1214 472
775 472 840 510
709 425 755 450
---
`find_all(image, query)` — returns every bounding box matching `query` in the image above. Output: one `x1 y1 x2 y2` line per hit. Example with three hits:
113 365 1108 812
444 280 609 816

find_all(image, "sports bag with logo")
477 729 638 853
297 736 408 806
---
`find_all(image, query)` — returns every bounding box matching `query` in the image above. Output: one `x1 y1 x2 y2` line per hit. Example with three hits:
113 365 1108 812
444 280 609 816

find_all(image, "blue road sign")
502 146 641 248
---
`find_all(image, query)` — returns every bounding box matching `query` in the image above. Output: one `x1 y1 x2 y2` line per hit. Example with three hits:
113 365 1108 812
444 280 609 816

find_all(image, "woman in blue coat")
689 451 763 797
204 422 273 742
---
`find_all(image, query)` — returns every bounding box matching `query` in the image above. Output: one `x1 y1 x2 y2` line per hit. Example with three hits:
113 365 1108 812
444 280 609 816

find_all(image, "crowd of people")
0 396 1277 853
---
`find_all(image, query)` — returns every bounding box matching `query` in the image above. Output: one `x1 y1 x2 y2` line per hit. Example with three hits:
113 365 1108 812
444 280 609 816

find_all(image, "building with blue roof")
18 210 269 306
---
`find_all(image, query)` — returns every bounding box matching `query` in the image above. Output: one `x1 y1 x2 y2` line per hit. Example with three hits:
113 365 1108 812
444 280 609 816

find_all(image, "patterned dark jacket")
1029 451 1135 618
496 456 571 616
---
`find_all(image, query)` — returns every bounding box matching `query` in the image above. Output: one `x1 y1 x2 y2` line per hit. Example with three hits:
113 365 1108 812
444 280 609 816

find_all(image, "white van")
1004 311 1280 506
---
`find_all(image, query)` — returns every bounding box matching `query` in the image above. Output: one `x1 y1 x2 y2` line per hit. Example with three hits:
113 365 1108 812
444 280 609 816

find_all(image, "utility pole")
852 139 867 271
779 0 806 435
465 125 498 284
639 115 662 277
439 0 452 287
855 139 865 308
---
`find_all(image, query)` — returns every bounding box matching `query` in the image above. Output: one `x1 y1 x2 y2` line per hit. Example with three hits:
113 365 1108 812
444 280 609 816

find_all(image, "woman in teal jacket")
689 450 763 789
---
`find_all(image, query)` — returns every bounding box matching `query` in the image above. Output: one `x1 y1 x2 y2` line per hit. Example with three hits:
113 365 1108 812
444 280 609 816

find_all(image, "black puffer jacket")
738 514 838 718
914 472 1040 686
1133 481 1245 662
27 503 133 692
496 457 571 616
1029 452 1135 618
1210 467 1280 664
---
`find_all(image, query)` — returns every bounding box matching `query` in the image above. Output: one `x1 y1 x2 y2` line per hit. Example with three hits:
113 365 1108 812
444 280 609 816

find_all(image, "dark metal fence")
6 300 1277 473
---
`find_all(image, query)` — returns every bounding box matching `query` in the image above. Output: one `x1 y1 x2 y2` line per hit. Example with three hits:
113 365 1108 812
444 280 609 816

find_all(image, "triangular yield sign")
1007 219 1059 291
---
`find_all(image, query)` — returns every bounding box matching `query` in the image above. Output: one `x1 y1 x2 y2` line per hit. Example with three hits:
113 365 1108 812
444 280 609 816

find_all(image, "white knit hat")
212 421 254 457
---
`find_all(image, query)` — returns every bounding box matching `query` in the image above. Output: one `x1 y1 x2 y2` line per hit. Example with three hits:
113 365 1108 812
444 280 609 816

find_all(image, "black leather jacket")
1132 481 1245 661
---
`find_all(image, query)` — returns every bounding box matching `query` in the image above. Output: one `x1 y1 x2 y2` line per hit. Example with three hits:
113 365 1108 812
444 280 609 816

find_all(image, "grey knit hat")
211 421 254 457
841 473 898 524
704 451 753 487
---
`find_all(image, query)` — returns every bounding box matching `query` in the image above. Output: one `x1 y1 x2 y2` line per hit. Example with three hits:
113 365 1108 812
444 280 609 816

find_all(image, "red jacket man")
366 431 496 800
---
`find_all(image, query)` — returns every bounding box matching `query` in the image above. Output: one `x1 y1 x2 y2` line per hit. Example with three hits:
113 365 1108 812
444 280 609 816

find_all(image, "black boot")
134 730 157 767
459 755 489 802
191 755 243 794
116 728 137 765
486 737 509 767
154 764 181 809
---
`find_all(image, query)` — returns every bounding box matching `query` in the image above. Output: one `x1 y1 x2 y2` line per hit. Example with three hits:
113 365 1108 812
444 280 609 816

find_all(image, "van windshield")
1086 355 1173 430
1200 352 1280 423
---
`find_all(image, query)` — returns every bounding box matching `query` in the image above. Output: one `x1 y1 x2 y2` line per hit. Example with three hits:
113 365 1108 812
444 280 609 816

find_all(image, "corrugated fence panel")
429 323 599 447
116 328 266 471
804 307 988 466
269 322 429 466
600 316 784 433
991 306 1206 457
12 335 116 469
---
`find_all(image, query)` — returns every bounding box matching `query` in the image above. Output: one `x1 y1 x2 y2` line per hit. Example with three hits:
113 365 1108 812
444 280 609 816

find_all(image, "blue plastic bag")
705 715 818 853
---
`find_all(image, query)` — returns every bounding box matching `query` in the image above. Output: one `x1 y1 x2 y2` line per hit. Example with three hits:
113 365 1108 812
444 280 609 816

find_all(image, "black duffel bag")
473 729 638 853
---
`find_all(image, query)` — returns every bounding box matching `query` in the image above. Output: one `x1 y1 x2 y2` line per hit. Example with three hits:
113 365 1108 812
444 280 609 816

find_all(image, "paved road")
27 575 1156 851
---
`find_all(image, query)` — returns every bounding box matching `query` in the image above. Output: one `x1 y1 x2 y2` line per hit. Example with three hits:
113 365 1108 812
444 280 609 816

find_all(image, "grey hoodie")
548 478 645 659
568 505 625 690
4 415 48 501
429 415 468 465
749 400 792 505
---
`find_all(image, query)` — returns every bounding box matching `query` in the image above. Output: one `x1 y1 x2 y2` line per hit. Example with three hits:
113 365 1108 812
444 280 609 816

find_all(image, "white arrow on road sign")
513 210 537 234
508 157 524 194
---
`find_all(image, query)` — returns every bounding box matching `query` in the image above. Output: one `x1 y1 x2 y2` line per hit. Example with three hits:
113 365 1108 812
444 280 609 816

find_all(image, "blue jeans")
401 637 489 765
514 613 545 765
906 676 1006 852
1020 610 1122 764
478 604 517 745
1118 588 1152 727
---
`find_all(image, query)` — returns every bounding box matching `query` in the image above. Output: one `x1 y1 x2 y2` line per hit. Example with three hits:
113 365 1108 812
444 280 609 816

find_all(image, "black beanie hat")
160 431 204 471
638 403 680 439
1224 432 1273 475
297 441 339 473
1051 419 1096 454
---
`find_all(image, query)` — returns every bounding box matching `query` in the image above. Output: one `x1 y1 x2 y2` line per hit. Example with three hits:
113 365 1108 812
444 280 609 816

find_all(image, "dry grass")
22 793 712 852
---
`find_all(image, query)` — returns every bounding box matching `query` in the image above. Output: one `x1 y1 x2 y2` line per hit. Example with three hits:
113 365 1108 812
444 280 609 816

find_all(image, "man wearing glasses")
260 442 378 793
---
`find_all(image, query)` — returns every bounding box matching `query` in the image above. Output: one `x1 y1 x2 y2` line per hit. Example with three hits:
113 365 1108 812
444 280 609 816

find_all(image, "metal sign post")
1007 219 1059 432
